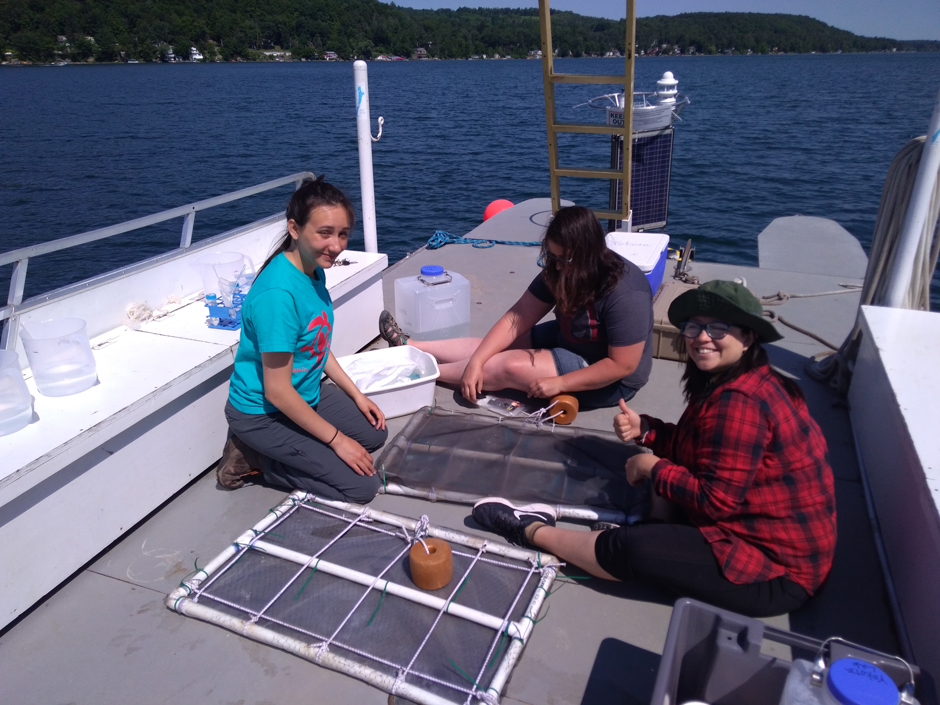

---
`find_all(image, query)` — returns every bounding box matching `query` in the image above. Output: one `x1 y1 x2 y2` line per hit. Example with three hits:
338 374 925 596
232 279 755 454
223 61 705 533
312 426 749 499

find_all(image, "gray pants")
225 384 387 503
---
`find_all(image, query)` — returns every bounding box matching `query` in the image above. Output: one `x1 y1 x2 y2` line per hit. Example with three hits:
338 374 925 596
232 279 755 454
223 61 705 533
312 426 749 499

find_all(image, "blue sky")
382 1 940 41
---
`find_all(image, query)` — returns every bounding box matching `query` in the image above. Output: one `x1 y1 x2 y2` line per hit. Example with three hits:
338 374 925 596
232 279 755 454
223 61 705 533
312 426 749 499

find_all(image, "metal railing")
0 171 313 349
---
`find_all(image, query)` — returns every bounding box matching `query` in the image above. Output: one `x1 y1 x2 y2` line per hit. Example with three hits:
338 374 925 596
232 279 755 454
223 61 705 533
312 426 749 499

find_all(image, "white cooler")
605 231 670 293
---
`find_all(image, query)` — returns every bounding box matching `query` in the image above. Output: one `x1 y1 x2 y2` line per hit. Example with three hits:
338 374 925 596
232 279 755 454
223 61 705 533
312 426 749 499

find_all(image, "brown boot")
216 435 265 489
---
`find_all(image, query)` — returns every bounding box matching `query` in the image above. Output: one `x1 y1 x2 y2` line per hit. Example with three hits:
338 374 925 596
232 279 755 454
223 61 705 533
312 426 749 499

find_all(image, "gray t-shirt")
527 262 654 389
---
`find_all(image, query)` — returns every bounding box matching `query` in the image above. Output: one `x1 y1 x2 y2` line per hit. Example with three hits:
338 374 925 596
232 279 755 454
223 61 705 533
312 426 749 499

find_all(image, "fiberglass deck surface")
0 200 901 705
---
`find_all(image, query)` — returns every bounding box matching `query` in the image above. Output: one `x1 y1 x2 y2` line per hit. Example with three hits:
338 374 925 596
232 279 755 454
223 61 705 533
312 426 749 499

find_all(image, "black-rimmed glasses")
678 321 739 340
537 251 573 268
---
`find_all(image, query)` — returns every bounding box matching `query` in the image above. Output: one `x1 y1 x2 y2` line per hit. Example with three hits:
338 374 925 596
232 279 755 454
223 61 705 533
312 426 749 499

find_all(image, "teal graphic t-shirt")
228 253 333 414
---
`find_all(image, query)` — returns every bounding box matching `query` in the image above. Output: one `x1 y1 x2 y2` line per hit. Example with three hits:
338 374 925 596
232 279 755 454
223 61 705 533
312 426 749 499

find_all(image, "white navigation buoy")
657 71 678 104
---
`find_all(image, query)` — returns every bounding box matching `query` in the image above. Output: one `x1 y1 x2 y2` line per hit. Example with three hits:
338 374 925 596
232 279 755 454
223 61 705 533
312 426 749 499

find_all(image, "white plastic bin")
337 345 440 418
605 231 670 293
394 265 471 341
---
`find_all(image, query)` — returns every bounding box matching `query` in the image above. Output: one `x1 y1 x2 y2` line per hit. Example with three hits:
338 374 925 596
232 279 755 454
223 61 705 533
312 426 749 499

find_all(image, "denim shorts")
529 320 638 409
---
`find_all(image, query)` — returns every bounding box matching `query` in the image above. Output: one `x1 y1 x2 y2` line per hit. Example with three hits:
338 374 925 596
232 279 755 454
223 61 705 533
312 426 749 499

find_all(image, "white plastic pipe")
884 87 940 308
353 60 378 254
252 539 524 636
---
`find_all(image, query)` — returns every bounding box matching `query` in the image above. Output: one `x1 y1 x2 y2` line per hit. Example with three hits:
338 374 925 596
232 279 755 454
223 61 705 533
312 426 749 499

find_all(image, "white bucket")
19 318 98 397
0 350 32 436
192 252 252 299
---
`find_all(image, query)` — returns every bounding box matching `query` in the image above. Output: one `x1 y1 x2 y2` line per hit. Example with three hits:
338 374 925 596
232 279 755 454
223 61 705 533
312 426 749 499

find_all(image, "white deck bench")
0 215 386 628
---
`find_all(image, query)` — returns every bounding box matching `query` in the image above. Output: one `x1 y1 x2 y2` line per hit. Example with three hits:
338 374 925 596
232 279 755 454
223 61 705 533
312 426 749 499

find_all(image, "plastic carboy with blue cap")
780 656 918 705
394 265 471 341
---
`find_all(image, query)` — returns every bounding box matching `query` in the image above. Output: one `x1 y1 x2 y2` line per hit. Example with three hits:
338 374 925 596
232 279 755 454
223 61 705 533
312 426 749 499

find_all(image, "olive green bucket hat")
667 280 783 343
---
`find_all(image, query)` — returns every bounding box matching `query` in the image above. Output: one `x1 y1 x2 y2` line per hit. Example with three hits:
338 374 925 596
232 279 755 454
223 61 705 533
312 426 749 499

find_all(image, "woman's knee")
489 353 540 387
363 425 388 452
342 473 381 504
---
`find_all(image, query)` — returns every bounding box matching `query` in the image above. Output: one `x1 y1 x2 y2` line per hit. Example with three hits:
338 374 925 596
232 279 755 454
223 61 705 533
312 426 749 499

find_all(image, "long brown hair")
682 338 805 406
256 175 355 278
539 206 624 315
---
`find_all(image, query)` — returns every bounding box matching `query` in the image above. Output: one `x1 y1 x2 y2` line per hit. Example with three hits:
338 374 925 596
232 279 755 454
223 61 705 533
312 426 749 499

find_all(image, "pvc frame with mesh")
377 406 653 524
166 491 560 705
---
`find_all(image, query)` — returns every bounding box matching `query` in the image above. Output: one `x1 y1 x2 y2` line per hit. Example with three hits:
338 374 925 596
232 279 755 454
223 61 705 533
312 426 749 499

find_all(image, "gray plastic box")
651 598 924 705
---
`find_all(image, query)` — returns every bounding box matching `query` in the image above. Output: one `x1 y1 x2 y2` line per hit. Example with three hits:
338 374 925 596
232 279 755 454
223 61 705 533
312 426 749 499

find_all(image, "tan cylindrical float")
549 394 579 425
409 538 453 590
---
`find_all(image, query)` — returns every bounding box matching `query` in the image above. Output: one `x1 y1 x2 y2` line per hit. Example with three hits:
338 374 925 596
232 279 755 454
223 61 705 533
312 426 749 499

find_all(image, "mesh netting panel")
379 407 647 510
179 498 551 704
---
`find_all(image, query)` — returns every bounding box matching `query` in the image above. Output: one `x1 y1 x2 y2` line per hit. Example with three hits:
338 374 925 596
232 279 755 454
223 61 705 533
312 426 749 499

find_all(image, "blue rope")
426 230 541 250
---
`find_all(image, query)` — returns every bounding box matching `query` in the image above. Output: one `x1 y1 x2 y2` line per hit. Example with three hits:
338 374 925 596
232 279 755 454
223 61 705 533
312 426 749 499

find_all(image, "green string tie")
445 575 470 612
250 529 285 539
448 658 482 688
294 561 320 600
366 582 389 626
523 604 550 624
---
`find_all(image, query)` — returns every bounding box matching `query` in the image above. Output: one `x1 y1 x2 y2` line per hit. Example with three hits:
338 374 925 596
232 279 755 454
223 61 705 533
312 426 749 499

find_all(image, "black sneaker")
471 497 556 548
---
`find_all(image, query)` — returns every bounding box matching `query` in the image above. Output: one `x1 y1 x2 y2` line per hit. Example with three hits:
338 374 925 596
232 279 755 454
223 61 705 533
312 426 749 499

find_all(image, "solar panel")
608 127 675 231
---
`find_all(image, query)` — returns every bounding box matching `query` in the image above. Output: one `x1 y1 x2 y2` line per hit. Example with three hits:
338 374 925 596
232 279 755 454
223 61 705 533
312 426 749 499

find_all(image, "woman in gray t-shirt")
379 206 654 408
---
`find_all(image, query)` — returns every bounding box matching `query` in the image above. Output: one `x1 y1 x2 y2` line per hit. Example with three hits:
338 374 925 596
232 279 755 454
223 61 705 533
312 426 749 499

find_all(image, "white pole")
252 539 525 636
883 87 940 308
354 60 379 254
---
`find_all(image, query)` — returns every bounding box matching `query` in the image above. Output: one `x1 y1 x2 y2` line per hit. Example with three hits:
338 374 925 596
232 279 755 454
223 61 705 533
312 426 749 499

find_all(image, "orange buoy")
483 199 514 221
409 538 453 590
549 394 579 425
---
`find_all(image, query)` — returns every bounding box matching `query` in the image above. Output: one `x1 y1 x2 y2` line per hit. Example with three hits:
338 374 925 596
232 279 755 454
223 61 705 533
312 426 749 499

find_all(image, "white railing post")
884 87 940 308
354 60 379 254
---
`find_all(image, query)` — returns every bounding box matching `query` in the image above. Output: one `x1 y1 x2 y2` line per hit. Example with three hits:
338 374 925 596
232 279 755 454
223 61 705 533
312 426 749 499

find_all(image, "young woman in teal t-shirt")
218 177 387 503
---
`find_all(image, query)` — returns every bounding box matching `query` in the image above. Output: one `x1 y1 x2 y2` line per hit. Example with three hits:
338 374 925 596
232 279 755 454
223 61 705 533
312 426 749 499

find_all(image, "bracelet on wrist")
327 428 339 446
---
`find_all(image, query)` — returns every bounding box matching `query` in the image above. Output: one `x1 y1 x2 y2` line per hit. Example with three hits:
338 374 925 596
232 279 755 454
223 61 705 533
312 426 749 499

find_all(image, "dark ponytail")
256 175 355 278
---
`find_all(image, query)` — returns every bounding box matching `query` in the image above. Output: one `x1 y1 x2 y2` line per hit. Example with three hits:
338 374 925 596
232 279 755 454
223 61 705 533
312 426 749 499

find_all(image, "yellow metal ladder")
538 0 636 224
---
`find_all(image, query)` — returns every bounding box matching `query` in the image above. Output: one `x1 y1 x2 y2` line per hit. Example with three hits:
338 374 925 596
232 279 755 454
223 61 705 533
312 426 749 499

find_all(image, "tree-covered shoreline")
2 2 937 65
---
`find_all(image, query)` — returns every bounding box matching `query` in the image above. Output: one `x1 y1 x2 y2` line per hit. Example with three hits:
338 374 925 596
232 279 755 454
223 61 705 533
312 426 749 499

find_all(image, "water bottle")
205 293 220 327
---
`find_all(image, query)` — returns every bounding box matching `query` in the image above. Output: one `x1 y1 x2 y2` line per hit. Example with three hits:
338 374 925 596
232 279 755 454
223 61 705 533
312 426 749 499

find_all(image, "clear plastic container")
0 350 32 436
780 658 910 705
191 251 251 299
19 318 98 397
394 265 471 341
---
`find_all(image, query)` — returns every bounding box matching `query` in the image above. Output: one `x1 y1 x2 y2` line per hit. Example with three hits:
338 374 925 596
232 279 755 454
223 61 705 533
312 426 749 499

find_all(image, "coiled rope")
759 285 863 351
806 137 940 397
807 135 940 394
426 230 541 250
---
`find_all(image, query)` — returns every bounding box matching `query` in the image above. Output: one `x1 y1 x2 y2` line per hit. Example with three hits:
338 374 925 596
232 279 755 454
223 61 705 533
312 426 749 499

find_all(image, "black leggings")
594 522 809 618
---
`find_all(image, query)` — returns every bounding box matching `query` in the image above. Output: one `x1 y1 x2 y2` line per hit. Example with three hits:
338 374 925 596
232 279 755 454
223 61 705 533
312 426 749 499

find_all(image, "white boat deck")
0 199 920 705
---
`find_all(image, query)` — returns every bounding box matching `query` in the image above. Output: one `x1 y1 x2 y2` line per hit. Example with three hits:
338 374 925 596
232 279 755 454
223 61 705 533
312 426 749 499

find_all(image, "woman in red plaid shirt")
472 280 836 617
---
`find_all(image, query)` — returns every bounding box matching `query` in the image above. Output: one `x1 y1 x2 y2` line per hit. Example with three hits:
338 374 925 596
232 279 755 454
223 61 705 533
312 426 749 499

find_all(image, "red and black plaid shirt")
640 364 837 594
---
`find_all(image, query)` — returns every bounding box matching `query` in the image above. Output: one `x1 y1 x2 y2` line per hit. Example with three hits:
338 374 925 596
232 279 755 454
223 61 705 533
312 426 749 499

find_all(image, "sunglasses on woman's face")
678 321 739 340
537 251 573 268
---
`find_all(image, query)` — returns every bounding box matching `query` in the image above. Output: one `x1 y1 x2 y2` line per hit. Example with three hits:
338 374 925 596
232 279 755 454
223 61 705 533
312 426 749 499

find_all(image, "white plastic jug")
394 265 471 341
0 350 32 436
19 318 98 397
780 658 914 705
192 252 252 300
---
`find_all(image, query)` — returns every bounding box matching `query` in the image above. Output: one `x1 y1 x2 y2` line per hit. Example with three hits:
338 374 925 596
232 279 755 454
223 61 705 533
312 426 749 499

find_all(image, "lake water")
2 54 939 309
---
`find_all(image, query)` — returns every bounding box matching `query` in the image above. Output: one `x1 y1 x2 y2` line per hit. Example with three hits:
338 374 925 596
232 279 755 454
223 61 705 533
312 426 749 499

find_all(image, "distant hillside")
1 1 936 63
636 12 925 55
